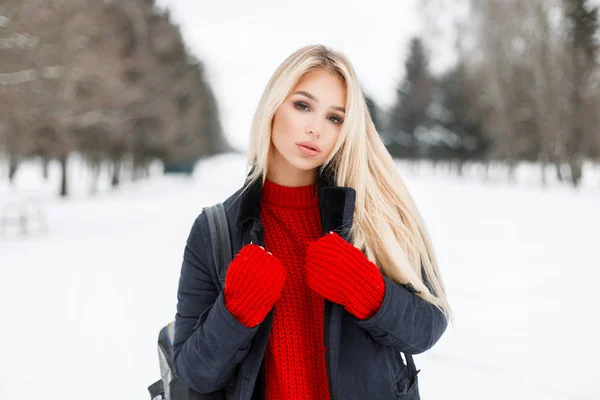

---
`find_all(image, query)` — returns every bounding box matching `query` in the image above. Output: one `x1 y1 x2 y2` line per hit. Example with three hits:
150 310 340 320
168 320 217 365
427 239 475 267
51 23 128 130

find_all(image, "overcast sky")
154 0 458 150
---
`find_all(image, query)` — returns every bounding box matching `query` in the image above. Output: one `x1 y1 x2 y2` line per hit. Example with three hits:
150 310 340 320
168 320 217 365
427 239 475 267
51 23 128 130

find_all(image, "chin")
286 153 322 171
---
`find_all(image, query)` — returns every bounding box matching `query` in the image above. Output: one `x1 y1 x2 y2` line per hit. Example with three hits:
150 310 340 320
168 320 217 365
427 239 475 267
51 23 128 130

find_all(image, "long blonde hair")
244 44 453 325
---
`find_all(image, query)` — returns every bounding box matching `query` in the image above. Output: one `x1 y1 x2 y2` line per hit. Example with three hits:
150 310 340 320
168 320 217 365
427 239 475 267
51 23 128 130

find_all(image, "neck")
266 154 317 187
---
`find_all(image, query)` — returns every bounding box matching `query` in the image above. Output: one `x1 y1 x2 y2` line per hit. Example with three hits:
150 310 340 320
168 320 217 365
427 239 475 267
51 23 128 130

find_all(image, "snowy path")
1 153 598 399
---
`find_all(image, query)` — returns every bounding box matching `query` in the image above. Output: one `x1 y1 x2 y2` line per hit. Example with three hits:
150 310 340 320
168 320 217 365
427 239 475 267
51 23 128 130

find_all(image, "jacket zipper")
252 219 341 400
324 301 340 400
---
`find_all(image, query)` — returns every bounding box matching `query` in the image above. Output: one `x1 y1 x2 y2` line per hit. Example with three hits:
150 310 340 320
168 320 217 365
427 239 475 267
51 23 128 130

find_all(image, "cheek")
270 114 283 144
273 107 306 150
322 129 341 156
271 110 295 157
280 108 303 138
275 106 300 133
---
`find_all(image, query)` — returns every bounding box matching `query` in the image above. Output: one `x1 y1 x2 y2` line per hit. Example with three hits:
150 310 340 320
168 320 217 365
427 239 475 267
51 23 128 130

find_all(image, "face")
269 69 346 182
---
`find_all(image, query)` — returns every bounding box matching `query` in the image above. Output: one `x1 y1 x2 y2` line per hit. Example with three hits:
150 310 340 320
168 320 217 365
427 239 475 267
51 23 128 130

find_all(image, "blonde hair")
244 44 453 325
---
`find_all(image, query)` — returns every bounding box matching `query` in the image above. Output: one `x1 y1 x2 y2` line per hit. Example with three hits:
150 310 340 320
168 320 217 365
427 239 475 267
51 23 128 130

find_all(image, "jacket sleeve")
352 276 448 355
172 213 260 394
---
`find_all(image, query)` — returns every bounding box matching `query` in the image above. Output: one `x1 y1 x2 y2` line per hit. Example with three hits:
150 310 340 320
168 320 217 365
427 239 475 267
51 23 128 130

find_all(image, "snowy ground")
0 153 599 400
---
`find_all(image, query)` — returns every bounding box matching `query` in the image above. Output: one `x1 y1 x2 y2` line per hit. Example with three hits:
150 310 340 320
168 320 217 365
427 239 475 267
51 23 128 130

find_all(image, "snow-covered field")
0 153 598 400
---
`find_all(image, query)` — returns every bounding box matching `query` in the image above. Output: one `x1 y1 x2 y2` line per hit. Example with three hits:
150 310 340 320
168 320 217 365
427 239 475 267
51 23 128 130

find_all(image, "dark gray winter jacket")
172 168 448 400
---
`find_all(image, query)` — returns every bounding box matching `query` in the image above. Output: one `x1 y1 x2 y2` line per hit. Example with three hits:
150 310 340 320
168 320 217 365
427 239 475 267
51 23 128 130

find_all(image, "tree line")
0 0 231 196
380 0 599 186
2 0 598 195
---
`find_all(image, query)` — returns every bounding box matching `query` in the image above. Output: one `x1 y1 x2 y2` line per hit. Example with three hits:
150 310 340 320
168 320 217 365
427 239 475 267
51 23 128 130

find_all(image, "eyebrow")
293 90 346 113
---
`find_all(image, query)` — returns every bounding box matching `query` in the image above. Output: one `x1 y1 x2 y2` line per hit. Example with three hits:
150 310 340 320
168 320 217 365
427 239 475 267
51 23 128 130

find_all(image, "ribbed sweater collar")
261 179 319 208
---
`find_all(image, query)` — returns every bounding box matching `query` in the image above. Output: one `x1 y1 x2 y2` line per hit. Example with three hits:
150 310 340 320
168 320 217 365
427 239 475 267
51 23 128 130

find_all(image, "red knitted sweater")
223 179 386 400
260 180 329 400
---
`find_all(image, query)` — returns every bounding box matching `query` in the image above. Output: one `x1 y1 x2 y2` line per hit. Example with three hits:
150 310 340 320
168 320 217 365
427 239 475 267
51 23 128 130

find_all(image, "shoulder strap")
202 203 232 292
405 353 419 375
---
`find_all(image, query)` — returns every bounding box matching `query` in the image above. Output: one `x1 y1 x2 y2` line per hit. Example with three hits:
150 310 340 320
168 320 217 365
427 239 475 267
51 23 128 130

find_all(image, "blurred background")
0 0 599 399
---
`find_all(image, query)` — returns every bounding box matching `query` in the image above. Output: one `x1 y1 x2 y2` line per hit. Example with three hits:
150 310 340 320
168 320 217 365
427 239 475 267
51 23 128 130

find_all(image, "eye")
294 100 343 125
294 101 310 111
328 114 344 125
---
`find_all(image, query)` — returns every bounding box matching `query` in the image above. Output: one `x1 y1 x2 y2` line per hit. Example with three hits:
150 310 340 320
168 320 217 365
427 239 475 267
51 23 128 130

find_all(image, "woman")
173 44 452 400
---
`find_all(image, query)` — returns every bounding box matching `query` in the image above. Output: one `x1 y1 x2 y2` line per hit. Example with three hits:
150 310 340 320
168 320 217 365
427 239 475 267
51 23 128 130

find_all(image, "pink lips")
296 142 321 157
296 141 321 152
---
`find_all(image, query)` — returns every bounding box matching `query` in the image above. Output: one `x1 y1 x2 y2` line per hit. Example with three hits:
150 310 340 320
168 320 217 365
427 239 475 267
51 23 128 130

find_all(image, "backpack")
148 203 232 400
147 203 422 400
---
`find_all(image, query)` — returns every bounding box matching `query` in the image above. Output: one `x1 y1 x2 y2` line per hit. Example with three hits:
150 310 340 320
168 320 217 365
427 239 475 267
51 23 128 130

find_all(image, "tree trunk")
8 154 20 183
555 161 564 182
132 154 142 182
60 154 68 197
111 159 121 188
540 160 548 187
42 157 49 180
568 158 582 187
456 160 464 177
90 161 100 195
507 160 516 182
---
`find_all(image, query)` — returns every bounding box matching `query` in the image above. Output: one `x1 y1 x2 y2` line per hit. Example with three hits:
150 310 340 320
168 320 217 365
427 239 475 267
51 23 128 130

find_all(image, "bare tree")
1 0 230 196
458 0 599 186
562 0 599 185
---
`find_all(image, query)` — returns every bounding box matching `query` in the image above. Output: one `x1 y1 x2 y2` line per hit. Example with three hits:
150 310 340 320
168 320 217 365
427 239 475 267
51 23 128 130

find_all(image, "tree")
458 0 600 185
388 37 435 158
428 63 490 168
1 0 232 195
364 94 384 136
563 0 599 185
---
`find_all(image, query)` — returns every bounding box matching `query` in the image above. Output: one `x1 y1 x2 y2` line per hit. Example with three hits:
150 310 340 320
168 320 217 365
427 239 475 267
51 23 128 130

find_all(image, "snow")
0 153 598 400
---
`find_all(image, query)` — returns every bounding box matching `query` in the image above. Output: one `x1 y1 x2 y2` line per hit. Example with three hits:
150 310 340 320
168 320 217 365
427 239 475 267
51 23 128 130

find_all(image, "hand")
224 244 286 327
305 232 385 320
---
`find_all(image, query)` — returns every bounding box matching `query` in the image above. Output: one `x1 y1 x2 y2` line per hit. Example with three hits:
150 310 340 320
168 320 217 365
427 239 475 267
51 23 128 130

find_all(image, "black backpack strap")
203 203 232 292
405 353 419 375
147 379 164 400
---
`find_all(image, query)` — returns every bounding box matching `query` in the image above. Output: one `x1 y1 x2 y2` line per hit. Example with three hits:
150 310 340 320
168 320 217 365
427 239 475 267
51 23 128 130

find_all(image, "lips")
296 141 321 152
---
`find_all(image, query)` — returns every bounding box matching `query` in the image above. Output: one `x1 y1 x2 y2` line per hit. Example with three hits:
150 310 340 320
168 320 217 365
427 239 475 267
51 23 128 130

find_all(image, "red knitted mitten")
305 232 385 320
223 244 286 328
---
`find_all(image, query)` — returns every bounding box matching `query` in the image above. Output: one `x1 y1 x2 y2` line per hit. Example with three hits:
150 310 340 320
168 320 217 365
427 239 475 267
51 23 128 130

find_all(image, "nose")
306 124 322 139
